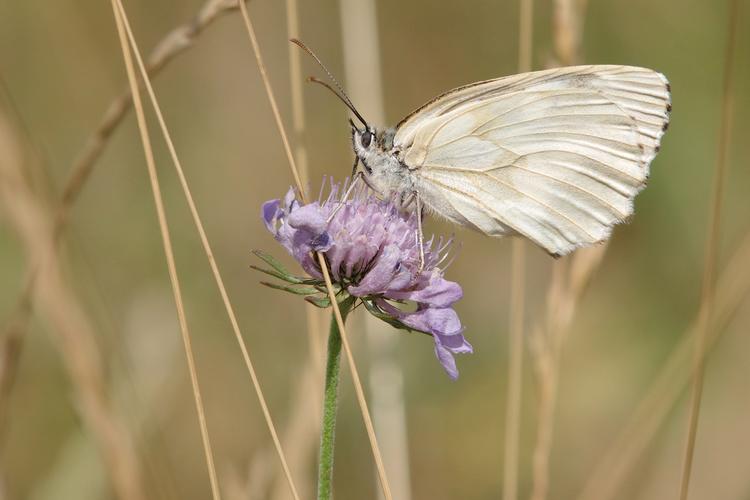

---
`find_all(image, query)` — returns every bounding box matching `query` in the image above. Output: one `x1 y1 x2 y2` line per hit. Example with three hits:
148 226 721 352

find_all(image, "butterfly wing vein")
395 65 671 256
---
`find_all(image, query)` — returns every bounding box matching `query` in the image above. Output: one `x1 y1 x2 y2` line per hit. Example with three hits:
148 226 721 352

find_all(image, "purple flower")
261 180 471 379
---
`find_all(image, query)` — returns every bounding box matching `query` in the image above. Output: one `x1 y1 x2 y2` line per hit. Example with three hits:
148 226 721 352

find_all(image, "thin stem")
527 3 591 500
0 99 146 500
111 1 301 498
285 0 324 405
528 262 565 500
60 0 249 223
236 3 393 498
338 1 413 496
282 3 328 496
503 2 532 500
318 297 356 500
678 0 739 498
284 0 310 188
316 253 394 500
503 240 525 500
109 3 220 499
518 0 534 74
0 0 250 443
237 0 305 202
575 233 750 500
0 293 31 441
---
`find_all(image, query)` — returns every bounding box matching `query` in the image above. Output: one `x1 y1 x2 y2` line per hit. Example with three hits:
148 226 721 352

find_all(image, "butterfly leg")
415 191 425 274
350 154 383 193
390 190 427 272
325 168 382 223
350 155 360 177
400 191 416 211
326 173 362 223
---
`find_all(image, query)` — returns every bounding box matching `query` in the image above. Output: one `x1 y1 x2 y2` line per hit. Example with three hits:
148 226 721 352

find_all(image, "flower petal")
434 339 460 380
399 306 463 337
348 244 401 297
435 332 473 353
386 272 462 307
260 179 470 381
282 187 296 210
288 203 328 234
261 199 281 233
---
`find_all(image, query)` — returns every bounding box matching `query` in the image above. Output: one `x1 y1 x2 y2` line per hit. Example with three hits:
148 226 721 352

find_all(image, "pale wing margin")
396 65 671 256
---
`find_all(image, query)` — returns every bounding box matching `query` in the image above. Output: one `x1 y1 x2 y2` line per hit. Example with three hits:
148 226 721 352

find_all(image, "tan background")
0 0 749 499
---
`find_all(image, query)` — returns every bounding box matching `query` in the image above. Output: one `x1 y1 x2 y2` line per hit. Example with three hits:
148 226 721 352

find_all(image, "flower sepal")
250 249 310 284
304 294 334 309
361 298 428 336
253 250 345 307
259 281 319 296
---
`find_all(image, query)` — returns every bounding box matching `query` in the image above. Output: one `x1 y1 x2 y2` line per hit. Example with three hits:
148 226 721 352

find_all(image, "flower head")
259 179 471 379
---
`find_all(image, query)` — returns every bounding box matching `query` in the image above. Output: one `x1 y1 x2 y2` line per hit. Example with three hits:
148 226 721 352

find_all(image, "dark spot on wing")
572 74 595 88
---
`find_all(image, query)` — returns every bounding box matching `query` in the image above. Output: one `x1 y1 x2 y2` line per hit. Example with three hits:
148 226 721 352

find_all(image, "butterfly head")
289 39 404 190
350 122 375 170
351 121 397 166
351 119 375 152
351 121 406 197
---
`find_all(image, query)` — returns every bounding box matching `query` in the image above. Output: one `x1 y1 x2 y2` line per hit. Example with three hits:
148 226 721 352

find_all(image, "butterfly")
292 40 671 261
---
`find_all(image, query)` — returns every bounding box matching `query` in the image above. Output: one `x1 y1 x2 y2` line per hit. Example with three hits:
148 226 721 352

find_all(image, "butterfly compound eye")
361 130 372 148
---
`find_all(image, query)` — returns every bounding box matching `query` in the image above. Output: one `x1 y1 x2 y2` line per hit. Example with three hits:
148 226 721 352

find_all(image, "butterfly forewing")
395 65 670 256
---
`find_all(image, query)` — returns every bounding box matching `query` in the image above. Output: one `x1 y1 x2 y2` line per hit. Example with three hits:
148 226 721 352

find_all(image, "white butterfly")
293 41 671 260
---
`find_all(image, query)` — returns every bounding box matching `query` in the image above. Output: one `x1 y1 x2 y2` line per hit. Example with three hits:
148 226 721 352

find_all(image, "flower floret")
260 181 471 379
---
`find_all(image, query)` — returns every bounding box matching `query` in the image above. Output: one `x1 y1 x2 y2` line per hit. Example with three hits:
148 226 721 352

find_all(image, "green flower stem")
317 296 356 500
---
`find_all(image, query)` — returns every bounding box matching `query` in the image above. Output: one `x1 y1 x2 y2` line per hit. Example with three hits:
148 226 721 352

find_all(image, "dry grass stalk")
338 1 414 498
678 0 740 497
551 0 588 66
315 253 394 500
528 245 606 500
229 2 330 497
284 0 325 381
115 0 306 499
504 239 526 500
268 357 321 499
113 0 310 498
0 97 48 443
503 2 533 500
7 0 239 257
284 0 328 494
0 0 251 442
237 1 304 200
29 295 182 500
0 110 145 500
284 0 310 188
0 290 30 441
284 0 327 398
60 0 250 224
224 459 278 500
526 3 591 499
237 356 322 499
576 231 750 500
109 3 221 498
236 3 393 498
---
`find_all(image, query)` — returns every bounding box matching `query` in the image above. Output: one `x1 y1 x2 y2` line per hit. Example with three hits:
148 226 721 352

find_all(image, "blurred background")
0 0 748 499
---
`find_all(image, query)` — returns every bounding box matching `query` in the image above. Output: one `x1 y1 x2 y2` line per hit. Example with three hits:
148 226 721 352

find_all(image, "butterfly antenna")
307 77 369 129
290 38 370 129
